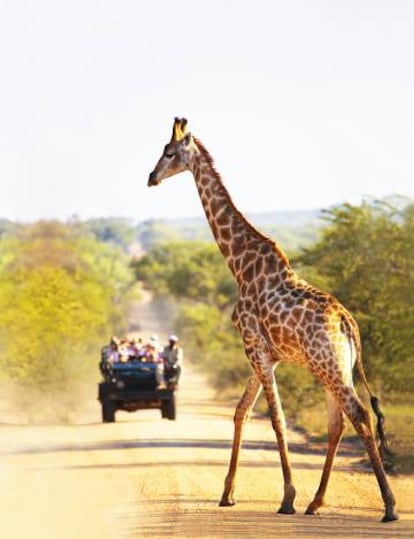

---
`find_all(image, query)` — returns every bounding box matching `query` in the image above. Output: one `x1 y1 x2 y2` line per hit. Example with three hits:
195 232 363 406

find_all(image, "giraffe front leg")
260 366 296 515
219 374 262 507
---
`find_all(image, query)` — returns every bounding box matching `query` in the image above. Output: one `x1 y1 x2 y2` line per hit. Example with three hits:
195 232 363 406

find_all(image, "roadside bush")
0 221 132 422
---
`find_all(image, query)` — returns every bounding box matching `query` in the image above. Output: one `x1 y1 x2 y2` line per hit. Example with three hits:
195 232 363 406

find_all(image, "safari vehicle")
98 360 178 423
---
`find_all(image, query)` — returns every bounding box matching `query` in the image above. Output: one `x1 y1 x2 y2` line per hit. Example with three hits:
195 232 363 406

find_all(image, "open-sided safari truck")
98 359 178 423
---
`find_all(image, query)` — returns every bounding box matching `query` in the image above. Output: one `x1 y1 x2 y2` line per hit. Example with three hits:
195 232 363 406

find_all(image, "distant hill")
81 196 412 256
135 209 325 254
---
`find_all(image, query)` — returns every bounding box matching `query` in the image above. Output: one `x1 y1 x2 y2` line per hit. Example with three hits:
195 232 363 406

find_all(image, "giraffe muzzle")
148 171 160 187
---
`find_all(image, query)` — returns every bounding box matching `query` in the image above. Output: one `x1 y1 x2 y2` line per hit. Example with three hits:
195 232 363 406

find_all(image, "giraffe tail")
369 395 393 458
352 331 393 458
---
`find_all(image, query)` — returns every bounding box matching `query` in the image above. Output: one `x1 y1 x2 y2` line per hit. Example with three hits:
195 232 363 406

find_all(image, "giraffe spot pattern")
193 146 365 407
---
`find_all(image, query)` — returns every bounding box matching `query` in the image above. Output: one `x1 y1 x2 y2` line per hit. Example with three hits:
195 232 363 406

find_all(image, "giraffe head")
148 117 196 186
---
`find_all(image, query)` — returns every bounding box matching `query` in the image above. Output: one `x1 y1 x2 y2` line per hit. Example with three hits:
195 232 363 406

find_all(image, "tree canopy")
295 201 414 392
0 221 132 421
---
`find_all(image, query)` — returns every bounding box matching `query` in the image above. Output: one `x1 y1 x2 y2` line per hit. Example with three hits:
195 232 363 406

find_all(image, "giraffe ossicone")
148 117 398 523
172 117 188 141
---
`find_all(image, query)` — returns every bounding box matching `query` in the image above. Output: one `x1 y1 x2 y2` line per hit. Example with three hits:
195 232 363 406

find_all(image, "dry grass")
295 398 414 474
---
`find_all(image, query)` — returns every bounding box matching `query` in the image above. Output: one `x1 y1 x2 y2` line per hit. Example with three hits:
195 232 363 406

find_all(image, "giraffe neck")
190 138 292 284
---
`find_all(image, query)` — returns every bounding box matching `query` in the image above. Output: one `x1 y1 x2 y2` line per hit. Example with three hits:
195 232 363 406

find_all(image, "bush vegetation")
0 221 133 422
295 201 414 393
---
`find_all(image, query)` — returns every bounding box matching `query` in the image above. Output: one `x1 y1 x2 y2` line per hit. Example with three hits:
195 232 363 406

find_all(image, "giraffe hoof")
305 508 319 516
277 504 296 515
381 512 399 522
219 498 236 507
305 502 320 515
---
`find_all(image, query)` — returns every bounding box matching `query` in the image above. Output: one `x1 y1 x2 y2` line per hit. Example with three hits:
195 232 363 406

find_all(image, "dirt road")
0 362 413 539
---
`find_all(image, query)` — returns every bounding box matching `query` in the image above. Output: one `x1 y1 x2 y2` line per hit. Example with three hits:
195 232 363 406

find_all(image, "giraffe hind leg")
343 388 398 522
305 390 345 515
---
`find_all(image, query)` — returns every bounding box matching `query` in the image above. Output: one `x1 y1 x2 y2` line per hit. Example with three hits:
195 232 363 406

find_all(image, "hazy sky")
1 1 413 222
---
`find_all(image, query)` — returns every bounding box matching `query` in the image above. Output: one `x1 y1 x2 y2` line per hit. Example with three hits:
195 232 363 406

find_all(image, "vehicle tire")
102 399 116 423
165 395 176 420
161 400 168 418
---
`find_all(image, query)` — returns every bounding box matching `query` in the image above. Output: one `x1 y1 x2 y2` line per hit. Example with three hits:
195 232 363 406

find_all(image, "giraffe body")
148 118 398 522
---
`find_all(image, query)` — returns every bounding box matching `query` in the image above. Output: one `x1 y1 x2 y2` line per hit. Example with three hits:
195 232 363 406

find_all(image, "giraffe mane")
193 137 290 268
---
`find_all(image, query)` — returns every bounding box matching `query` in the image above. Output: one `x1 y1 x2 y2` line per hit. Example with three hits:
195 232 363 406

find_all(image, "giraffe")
147 117 398 522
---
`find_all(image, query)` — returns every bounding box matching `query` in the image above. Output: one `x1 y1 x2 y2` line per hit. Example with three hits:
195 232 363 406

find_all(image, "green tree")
0 221 133 421
82 217 135 250
295 201 414 392
132 241 237 306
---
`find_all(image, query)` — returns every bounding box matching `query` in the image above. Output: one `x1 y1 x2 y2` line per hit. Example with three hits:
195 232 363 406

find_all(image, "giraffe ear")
182 132 192 146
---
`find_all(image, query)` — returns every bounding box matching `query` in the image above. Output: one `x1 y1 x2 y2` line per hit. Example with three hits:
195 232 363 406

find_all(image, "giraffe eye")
165 151 175 159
